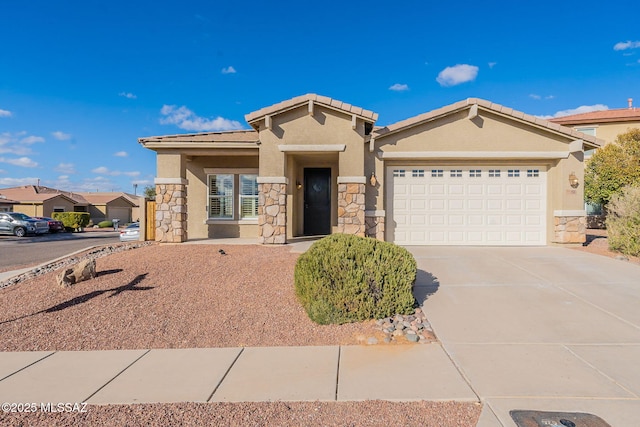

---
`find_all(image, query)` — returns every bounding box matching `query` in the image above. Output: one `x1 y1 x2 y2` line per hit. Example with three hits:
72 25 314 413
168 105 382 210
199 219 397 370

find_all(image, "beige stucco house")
0 186 88 217
77 192 139 224
140 94 602 246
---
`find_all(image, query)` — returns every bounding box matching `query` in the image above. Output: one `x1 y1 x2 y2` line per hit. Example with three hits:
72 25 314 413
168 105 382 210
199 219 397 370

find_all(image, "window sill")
205 219 258 225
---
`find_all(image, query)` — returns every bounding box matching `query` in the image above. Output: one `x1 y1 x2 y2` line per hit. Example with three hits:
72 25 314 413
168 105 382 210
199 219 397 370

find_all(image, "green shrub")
52 212 91 232
606 185 640 257
294 234 417 325
97 220 113 228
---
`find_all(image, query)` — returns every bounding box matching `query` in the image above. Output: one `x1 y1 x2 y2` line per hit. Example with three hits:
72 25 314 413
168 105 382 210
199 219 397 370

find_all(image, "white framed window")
208 174 234 219
393 169 406 177
431 169 443 177
508 169 520 177
53 206 65 212
527 169 540 177
412 169 424 177
488 169 501 177
450 170 462 177
469 169 482 178
239 174 258 219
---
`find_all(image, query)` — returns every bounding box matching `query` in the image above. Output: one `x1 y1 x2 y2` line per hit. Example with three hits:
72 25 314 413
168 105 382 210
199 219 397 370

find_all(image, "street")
0 231 120 270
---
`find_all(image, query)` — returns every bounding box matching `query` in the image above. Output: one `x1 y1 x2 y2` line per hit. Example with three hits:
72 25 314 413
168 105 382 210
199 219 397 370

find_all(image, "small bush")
606 185 640 257
97 220 113 228
52 212 91 232
294 234 417 325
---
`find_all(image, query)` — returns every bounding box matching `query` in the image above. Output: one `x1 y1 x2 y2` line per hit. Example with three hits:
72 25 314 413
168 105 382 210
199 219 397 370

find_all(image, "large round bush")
294 234 417 325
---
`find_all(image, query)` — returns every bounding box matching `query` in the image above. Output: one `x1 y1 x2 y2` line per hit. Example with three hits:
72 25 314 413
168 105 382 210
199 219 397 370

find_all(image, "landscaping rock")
367 337 378 345
406 334 419 342
56 258 96 288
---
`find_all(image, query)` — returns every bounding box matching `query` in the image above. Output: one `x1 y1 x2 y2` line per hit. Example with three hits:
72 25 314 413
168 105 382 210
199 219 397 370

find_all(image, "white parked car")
119 222 140 242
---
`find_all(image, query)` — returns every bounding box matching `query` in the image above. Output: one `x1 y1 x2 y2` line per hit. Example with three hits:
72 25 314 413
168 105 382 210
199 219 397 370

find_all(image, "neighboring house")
77 192 139 224
0 195 18 212
139 94 602 246
0 186 88 217
550 98 640 157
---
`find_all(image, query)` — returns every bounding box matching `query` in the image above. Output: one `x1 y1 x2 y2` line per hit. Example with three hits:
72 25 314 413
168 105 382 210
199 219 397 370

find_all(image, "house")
550 98 640 157
0 195 18 212
139 94 602 246
77 192 139 224
0 186 88 217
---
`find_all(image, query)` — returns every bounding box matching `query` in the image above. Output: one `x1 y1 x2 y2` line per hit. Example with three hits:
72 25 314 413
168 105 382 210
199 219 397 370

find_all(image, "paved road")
0 231 120 269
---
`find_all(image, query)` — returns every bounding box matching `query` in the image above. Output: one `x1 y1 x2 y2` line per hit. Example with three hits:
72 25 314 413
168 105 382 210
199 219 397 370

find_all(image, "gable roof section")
138 130 259 149
78 192 138 207
0 195 19 205
372 98 603 149
549 108 640 125
0 185 87 205
245 93 378 129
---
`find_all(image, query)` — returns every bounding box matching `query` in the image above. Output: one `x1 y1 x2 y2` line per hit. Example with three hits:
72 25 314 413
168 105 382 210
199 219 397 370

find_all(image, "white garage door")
389 166 546 246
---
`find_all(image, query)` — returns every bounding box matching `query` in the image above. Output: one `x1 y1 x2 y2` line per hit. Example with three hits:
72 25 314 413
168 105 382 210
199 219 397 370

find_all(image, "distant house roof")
138 129 259 149
244 93 378 129
373 98 603 149
549 108 640 126
0 195 19 205
0 185 87 205
77 192 138 207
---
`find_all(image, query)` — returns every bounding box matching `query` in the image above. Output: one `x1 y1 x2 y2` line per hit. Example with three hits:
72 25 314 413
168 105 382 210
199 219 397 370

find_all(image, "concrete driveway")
408 246 640 426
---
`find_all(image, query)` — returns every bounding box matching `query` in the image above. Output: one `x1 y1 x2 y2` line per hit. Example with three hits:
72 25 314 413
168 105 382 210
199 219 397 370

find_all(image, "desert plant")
606 185 640 257
294 234 417 325
97 220 113 228
52 212 91 232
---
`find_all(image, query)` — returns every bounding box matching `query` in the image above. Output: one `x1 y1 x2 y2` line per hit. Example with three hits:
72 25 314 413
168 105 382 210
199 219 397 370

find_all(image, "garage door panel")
389 165 547 246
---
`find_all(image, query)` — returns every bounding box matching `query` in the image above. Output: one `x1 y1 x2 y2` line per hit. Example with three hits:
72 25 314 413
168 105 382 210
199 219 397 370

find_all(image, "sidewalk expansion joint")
83 349 151 402
438 342 482 402
207 347 244 402
0 351 56 382
334 346 341 401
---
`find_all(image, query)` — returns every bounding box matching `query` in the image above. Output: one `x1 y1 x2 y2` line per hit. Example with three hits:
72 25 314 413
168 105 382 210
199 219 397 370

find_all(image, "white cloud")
0 109 12 118
91 166 140 177
55 163 76 174
0 156 38 168
159 105 244 131
20 135 45 144
221 66 236 74
114 151 128 157
436 64 479 87
389 83 409 92
119 92 137 99
537 104 609 119
0 169 6 174
0 177 39 186
52 131 72 141
545 95 555 100
488 62 497 69
614 41 640 51
529 94 542 100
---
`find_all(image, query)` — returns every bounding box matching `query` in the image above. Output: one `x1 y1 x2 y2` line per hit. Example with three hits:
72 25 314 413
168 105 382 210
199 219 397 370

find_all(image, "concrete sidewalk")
0 344 477 404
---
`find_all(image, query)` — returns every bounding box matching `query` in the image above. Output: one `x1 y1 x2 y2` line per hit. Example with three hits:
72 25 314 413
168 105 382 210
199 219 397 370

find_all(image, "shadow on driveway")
413 269 440 305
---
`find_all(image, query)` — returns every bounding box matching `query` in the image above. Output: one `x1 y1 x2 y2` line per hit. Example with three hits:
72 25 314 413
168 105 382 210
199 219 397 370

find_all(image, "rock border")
371 308 435 344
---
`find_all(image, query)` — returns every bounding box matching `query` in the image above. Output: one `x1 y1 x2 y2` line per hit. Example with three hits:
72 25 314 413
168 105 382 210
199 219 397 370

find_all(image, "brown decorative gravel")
0 401 482 427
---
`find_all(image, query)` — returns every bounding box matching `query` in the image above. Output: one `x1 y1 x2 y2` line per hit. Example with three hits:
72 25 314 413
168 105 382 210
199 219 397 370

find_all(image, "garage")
388 165 546 246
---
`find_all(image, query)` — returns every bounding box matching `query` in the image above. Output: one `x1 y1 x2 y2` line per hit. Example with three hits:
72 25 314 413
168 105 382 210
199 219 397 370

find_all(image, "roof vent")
629 98 633 109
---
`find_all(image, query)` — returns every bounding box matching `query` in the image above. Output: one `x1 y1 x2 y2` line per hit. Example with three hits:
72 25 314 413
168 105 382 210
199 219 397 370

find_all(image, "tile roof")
0 186 87 204
138 130 258 144
373 98 603 148
77 192 138 206
549 108 640 125
244 93 378 125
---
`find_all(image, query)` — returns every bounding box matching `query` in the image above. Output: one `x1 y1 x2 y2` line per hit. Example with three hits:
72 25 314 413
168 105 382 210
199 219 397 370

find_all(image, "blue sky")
1 0 639 193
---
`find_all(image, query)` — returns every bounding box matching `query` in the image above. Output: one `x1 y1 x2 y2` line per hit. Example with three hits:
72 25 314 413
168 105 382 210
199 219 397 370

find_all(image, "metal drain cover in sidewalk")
510 410 611 427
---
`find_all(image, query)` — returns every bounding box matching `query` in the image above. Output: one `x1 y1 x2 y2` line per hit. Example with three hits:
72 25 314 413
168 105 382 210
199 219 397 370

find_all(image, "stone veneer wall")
553 215 586 244
337 181 365 237
258 182 287 244
155 183 187 243
365 213 385 241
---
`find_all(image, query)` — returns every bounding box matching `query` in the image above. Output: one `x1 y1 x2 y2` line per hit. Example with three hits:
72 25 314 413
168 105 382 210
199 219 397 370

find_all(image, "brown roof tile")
139 130 258 144
550 108 640 125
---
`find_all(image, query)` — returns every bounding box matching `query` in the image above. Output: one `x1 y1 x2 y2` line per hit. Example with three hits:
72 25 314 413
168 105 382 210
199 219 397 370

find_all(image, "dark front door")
304 168 331 236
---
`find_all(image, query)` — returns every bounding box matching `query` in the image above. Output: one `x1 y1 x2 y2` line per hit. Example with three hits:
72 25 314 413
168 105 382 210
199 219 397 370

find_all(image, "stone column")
257 177 287 244
337 176 366 237
365 210 385 241
552 210 586 244
155 178 188 243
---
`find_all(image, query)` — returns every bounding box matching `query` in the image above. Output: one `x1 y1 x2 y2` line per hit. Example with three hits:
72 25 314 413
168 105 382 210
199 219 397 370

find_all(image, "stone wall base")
155 183 187 243
258 182 287 244
337 182 365 237
365 214 385 241
553 215 586 244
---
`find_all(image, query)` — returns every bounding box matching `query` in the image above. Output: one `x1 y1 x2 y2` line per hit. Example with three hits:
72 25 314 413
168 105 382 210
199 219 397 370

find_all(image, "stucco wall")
574 122 640 145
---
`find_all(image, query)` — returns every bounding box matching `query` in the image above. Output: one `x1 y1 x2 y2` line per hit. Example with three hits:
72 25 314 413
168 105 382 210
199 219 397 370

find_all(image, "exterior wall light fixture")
296 180 302 190
370 172 377 186
569 172 579 188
